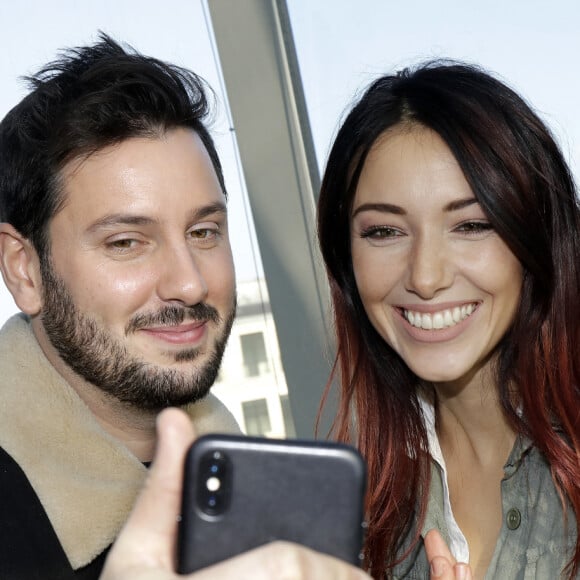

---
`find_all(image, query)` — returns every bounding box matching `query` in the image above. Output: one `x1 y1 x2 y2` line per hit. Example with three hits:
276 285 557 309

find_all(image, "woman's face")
350 126 523 384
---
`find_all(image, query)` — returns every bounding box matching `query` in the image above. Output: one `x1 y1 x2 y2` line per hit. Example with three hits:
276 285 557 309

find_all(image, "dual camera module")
196 450 232 516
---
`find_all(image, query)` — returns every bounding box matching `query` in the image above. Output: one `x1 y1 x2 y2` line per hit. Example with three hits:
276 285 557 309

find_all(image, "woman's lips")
402 303 478 330
396 302 480 343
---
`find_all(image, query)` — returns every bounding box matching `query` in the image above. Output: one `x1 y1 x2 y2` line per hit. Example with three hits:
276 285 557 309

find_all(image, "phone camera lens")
197 449 231 516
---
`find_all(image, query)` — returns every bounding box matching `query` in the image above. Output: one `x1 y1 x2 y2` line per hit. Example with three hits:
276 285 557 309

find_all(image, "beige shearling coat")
0 313 241 570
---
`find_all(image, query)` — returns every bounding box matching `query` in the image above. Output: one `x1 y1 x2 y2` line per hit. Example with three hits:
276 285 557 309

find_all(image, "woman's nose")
405 235 453 299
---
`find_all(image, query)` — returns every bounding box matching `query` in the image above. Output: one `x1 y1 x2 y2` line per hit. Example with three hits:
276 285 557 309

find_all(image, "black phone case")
177 433 367 573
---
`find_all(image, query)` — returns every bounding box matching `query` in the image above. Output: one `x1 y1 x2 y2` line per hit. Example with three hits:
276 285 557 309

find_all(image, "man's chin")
131 342 206 364
113 379 214 412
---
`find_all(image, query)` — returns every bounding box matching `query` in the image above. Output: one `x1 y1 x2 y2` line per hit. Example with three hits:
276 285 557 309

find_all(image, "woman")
317 61 580 578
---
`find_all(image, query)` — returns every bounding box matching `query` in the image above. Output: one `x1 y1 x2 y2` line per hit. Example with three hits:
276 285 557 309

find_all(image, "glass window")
211 279 292 438
286 1 579 181
280 395 297 439
240 332 269 377
242 398 271 436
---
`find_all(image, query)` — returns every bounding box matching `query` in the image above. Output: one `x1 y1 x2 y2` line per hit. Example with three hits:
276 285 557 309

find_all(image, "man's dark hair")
0 32 226 259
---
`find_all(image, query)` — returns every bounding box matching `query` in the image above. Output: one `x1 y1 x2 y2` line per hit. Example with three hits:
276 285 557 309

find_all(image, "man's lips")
138 321 207 345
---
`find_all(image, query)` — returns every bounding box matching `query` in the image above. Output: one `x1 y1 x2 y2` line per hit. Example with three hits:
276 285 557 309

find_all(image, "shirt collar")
417 393 533 563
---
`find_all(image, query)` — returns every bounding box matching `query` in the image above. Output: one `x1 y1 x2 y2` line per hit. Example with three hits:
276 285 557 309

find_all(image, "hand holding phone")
102 409 370 580
177 434 367 574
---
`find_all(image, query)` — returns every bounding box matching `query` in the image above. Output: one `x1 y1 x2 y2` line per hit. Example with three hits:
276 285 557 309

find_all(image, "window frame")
208 0 336 438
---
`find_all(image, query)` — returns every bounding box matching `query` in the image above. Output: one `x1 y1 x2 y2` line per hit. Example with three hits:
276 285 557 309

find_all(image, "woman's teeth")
404 304 476 330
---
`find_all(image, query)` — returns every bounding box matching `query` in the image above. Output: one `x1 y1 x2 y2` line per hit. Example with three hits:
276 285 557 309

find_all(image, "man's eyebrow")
351 197 478 218
87 214 157 233
193 201 227 221
86 202 228 233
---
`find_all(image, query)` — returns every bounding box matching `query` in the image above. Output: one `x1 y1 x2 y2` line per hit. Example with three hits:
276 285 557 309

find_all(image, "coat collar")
0 314 240 569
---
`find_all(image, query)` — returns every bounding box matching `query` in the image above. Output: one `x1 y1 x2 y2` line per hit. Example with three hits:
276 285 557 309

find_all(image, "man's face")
36 128 236 410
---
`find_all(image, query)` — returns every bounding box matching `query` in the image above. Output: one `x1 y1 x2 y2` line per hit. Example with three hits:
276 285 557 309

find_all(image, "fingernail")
455 563 468 580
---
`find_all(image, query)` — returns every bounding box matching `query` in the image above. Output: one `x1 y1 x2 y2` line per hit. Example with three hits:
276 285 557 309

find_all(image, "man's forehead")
85 203 228 233
53 129 225 228
60 128 209 179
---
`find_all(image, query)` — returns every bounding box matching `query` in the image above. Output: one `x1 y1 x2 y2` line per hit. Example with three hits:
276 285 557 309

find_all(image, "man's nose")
156 244 208 306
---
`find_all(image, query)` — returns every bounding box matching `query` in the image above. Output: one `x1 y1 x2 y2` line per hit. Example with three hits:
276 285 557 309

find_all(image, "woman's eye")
455 221 494 234
360 225 401 240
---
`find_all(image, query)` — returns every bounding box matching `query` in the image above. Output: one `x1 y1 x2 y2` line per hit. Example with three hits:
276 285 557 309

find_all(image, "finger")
112 408 196 567
188 541 371 580
454 562 473 580
424 528 456 566
429 556 456 579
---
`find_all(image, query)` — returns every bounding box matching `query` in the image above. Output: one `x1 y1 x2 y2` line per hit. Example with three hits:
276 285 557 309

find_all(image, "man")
0 34 240 578
0 34 452 580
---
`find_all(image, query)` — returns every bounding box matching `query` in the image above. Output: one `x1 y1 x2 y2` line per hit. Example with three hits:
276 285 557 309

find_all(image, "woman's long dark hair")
317 61 580 578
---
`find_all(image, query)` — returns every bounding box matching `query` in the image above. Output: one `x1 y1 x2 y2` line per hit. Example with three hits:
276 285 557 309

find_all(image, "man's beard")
39 262 236 411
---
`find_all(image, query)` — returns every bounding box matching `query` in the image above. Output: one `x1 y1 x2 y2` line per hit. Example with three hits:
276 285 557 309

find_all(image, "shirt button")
506 508 521 530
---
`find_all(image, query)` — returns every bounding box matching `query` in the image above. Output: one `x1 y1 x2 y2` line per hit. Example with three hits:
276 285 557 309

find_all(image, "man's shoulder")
0 313 34 363
0 445 76 579
182 393 242 436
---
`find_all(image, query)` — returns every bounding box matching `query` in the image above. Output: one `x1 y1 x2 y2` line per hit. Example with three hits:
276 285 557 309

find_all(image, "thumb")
425 528 456 580
110 407 196 569
424 528 456 565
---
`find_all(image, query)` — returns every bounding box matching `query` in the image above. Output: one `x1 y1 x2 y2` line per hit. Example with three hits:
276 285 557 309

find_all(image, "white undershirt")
419 398 471 563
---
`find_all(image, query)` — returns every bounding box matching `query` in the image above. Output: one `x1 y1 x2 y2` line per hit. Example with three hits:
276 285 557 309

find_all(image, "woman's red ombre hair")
317 61 580 578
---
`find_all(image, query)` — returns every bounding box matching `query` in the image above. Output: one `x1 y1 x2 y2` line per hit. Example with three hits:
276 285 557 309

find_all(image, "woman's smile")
350 126 523 384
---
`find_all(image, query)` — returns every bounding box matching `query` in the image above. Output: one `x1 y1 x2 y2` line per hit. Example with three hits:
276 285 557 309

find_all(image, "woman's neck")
433 362 516 468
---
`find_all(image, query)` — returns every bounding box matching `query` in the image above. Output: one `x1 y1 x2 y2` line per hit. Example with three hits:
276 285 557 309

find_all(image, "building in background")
211 279 296 438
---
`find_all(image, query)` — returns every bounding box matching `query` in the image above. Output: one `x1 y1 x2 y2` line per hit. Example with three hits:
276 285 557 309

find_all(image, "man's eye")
190 229 213 239
189 224 220 242
108 238 138 250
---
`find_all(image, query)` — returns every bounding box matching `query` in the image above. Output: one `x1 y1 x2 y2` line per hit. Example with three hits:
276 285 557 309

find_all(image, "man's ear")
0 223 43 315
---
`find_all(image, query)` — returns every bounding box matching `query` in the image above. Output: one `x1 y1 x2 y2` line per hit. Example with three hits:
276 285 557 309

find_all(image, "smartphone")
177 433 367 573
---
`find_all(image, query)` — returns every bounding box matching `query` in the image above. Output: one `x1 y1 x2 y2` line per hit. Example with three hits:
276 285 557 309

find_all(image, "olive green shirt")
392 434 577 578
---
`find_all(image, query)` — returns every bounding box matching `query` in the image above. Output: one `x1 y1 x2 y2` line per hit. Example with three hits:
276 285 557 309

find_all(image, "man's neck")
73 386 158 462
31 319 158 462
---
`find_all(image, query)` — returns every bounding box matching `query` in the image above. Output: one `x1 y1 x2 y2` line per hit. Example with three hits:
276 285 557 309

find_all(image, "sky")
287 0 580 175
1 0 579 325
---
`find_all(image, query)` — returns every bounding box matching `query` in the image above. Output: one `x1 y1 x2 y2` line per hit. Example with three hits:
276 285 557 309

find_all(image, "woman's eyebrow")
352 197 478 218
351 202 405 218
443 197 478 212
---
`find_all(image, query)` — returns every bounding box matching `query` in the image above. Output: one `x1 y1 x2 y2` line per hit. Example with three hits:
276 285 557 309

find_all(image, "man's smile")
139 321 208 345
